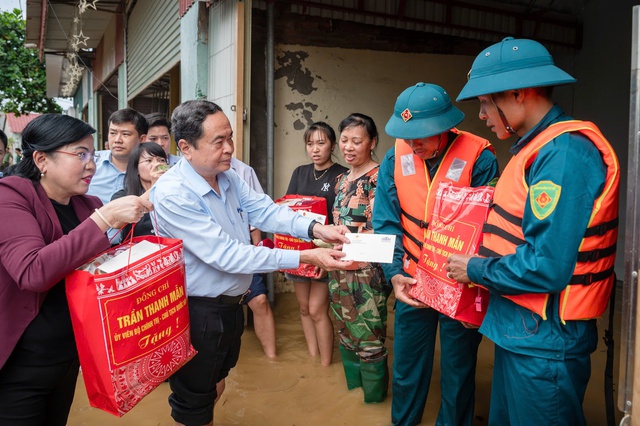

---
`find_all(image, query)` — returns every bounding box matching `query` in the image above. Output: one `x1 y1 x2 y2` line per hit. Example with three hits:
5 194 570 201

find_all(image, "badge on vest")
444 158 467 182
530 180 561 220
401 153 416 176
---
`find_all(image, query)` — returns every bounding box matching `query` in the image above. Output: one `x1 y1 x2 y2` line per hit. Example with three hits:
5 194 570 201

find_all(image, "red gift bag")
274 195 328 277
409 183 494 326
66 235 196 417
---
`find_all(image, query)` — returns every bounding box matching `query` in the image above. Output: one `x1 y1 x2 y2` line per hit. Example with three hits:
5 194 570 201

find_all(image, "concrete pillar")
86 74 100 148
180 2 209 102
118 63 127 109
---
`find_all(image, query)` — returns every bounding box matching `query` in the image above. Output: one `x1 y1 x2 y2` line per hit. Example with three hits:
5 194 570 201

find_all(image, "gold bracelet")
94 208 115 229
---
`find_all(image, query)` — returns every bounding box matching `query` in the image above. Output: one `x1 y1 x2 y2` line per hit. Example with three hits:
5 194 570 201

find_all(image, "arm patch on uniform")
530 180 561 220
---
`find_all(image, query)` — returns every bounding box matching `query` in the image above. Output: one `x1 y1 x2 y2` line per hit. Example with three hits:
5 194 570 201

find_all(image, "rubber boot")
339 344 362 390
360 356 389 404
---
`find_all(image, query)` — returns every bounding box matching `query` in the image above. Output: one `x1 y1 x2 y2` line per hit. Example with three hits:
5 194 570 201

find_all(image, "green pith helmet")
457 37 576 101
385 83 465 140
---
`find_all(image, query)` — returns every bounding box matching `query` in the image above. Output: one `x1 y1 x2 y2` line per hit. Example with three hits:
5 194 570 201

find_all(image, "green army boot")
339 344 362 390
360 356 388 404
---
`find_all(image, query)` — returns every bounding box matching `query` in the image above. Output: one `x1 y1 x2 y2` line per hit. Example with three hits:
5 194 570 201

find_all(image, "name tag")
401 153 416 176
444 158 467 182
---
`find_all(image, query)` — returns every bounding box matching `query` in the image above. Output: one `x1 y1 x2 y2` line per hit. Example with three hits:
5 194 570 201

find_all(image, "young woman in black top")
285 122 347 366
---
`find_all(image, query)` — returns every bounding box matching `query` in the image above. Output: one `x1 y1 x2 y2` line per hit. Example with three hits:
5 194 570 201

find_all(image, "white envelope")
98 240 166 273
297 209 326 225
341 233 396 263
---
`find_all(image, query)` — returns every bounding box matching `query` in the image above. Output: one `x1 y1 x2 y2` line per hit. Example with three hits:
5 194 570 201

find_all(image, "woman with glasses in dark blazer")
0 114 151 425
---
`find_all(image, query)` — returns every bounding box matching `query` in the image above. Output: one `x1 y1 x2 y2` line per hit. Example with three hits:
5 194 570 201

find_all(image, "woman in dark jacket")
0 114 151 425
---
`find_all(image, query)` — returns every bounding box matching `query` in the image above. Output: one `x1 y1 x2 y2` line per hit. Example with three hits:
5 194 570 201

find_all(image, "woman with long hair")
111 142 169 237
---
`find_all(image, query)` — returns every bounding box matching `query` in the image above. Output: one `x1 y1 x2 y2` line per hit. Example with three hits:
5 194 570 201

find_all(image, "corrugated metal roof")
6 113 42 134
260 0 583 50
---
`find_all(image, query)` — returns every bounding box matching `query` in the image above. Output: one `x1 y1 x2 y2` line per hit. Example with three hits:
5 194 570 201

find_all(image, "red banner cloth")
66 236 196 417
409 183 494 326
274 195 328 277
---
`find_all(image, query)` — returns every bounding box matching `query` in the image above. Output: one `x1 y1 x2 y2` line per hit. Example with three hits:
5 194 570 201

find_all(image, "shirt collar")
96 150 111 165
509 104 568 155
178 159 230 198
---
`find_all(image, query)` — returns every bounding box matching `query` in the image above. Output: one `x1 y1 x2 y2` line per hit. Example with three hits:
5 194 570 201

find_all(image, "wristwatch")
307 221 318 239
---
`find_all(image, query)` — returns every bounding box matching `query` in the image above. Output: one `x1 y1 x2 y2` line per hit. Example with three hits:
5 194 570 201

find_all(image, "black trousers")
169 296 244 426
0 354 80 426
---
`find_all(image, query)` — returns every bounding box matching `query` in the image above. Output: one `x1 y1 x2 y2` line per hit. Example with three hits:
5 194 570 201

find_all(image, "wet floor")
67 285 623 425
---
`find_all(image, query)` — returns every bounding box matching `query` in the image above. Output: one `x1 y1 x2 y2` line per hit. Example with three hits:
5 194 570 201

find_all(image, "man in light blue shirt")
230 157 277 359
88 108 148 204
151 100 352 426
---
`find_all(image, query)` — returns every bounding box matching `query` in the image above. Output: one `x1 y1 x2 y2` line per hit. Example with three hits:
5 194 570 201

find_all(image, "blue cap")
385 83 465 139
457 37 576 101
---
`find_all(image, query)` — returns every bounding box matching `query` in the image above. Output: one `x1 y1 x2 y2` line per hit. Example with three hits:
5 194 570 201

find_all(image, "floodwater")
67 285 621 425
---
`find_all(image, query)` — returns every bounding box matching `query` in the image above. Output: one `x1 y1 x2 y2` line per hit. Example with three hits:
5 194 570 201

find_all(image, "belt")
211 291 249 305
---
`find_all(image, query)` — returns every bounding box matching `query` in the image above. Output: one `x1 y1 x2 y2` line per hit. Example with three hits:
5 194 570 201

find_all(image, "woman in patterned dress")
330 113 390 403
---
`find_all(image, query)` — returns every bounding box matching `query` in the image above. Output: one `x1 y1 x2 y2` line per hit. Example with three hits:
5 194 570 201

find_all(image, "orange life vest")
394 129 493 276
479 120 620 322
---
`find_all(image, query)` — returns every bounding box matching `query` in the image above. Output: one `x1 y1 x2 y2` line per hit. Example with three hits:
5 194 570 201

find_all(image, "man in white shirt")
231 157 277 359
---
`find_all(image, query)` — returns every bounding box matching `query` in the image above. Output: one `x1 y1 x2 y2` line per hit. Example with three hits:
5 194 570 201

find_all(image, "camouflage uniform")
329 266 390 360
330 166 390 403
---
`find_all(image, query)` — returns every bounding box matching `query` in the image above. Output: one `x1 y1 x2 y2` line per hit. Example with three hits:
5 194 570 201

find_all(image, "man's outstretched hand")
300 248 356 271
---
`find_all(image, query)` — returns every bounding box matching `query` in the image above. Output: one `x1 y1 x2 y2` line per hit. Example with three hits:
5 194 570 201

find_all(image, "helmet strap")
430 132 449 159
490 94 517 135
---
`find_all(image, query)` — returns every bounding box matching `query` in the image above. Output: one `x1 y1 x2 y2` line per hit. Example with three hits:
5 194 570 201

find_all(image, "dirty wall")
271 44 507 199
